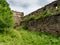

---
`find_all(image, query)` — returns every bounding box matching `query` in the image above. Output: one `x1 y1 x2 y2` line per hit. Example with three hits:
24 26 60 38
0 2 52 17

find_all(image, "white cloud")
7 0 55 15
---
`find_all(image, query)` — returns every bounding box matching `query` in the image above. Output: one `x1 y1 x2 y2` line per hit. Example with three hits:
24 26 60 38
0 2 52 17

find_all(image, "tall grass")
0 27 60 45
16 27 60 45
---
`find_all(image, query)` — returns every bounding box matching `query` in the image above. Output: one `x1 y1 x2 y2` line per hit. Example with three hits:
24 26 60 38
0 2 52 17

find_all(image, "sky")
6 0 55 15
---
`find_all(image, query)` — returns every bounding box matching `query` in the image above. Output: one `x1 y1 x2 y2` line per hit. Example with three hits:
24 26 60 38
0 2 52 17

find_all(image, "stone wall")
20 0 60 35
12 11 24 28
21 14 60 35
12 0 60 35
23 0 60 19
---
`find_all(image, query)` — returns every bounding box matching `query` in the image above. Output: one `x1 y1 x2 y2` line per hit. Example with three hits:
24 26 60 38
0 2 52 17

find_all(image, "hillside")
0 27 60 45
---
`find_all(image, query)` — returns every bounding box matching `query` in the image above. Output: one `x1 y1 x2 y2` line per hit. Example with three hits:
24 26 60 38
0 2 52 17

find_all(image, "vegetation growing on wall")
22 6 60 22
56 6 60 14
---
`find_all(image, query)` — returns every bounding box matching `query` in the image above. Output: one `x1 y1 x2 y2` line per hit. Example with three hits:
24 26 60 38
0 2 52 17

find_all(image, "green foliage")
16 27 60 45
21 25 28 30
22 9 52 22
0 0 13 30
22 15 35 22
35 10 52 20
22 6 60 22
56 6 60 14
0 27 60 45
0 28 23 45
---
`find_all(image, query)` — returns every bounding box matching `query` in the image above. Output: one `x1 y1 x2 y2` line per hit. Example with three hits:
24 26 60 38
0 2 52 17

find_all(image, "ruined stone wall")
21 14 60 35
21 0 60 35
23 0 60 18
12 0 60 35
12 11 24 27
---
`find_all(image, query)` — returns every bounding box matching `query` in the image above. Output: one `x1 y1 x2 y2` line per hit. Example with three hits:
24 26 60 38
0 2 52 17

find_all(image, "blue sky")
6 0 55 15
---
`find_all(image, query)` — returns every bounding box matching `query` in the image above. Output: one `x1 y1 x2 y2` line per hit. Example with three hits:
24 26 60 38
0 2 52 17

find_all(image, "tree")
0 0 13 30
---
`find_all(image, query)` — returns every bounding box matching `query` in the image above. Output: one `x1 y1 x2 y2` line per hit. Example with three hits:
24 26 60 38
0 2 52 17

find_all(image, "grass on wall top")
22 6 60 22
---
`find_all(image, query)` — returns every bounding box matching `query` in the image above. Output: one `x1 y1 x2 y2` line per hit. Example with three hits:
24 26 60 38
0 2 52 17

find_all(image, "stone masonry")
12 11 24 27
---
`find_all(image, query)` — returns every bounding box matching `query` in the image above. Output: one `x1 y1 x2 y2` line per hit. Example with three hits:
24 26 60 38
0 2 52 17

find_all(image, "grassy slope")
0 28 23 45
0 28 60 45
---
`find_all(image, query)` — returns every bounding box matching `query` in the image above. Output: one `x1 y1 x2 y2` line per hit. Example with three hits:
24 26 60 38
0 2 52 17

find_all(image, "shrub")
22 15 35 22
22 25 28 30
0 0 14 30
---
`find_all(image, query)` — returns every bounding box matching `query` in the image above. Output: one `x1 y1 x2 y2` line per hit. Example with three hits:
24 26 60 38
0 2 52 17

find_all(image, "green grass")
0 28 23 45
0 27 60 45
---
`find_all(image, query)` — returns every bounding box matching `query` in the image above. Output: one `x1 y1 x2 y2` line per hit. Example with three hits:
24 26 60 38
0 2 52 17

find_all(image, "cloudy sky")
6 0 55 15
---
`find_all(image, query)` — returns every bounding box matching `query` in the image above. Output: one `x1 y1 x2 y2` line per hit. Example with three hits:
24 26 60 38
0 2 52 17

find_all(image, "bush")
22 25 28 30
22 15 35 22
0 0 14 30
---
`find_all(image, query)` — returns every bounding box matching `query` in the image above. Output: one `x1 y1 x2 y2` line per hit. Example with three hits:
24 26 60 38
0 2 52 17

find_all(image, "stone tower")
12 11 24 27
